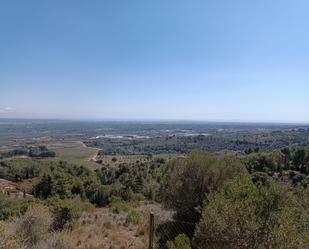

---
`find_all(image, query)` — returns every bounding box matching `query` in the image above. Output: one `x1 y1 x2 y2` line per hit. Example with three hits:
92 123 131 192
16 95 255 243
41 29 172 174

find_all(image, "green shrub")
194 174 309 249
46 198 81 230
94 185 110 207
167 234 192 249
160 151 245 223
125 210 141 225
70 196 95 212
0 193 33 220
109 200 129 214
33 174 56 199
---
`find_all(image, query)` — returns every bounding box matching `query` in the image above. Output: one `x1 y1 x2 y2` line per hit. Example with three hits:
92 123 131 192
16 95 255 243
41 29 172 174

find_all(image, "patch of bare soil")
0 178 36 197
0 178 17 194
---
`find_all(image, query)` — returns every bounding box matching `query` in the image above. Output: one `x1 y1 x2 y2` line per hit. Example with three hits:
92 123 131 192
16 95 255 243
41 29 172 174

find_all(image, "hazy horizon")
1 0 309 122
0 116 308 126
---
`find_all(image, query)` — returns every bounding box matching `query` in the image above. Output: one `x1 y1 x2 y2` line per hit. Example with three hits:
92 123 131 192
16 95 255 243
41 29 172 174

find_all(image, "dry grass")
33 232 74 249
0 220 25 249
0 202 170 249
69 222 145 249
68 208 146 249
14 204 52 246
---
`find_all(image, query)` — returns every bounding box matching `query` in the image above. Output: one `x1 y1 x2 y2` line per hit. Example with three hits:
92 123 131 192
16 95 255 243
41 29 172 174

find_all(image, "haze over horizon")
1 0 309 123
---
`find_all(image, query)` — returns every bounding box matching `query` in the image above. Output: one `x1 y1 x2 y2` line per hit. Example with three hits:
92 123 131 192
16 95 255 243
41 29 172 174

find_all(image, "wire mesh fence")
147 212 196 249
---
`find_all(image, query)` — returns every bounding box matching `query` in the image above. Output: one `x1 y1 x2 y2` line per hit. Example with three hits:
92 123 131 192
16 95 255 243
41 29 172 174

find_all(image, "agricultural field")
48 141 98 160
0 119 309 249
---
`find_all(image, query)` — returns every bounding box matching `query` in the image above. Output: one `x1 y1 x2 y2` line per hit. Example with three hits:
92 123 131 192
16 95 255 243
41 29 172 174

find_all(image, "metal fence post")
148 212 154 249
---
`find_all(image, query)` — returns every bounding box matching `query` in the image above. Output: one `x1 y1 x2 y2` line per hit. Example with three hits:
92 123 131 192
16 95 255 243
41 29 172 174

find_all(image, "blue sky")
0 0 308 122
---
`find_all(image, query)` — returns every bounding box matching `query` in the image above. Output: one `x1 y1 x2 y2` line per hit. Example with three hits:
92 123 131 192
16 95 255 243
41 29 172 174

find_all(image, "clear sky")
1 0 308 123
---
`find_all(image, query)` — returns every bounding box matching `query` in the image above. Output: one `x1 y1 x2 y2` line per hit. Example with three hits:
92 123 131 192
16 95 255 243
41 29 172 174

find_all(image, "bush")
94 185 110 207
160 151 245 223
33 174 55 199
194 174 309 249
125 210 141 225
131 193 145 202
0 220 25 249
109 200 129 214
135 213 148 237
167 234 192 249
14 204 52 246
46 198 81 230
71 197 95 213
0 193 33 220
